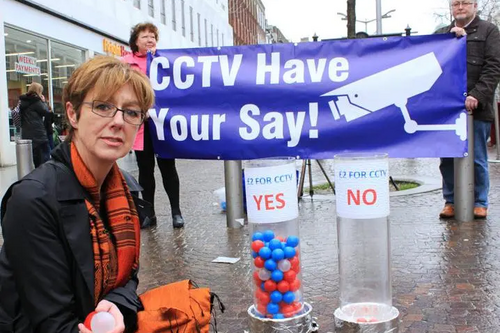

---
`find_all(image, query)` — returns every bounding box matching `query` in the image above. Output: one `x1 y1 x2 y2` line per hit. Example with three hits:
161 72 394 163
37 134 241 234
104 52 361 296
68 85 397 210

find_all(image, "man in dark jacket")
436 0 500 219
19 82 51 167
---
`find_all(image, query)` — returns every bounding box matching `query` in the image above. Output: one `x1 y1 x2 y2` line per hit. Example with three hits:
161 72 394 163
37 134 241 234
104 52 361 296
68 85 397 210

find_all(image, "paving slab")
1 149 500 332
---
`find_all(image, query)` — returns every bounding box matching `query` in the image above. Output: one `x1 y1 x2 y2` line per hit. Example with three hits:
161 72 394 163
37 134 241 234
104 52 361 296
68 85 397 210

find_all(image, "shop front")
0 0 132 166
4 26 86 142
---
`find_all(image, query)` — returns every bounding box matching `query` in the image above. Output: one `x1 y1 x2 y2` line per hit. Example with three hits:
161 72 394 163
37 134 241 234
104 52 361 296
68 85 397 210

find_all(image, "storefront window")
4 26 86 141
4 26 49 141
50 41 85 120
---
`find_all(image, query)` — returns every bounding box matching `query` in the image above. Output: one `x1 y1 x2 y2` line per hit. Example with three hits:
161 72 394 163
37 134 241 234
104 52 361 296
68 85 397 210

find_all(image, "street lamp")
337 9 395 34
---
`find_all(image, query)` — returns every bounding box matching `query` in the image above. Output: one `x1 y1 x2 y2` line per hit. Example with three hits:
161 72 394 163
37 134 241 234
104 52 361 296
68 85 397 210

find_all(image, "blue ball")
267 303 280 315
286 236 300 248
270 290 282 303
264 259 277 271
252 251 258 258
271 270 283 282
221 202 226 211
273 314 285 319
261 282 266 291
283 246 296 259
252 232 264 241
271 248 285 261
259 247 272 259
269 239 282 251
282 291 295 304
263 230 275 242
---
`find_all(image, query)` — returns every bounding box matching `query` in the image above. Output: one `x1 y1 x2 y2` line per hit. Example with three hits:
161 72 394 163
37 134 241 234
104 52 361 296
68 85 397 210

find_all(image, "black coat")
19 94 50 144
0 142 142 333
436 16 500 122
43 112 54 135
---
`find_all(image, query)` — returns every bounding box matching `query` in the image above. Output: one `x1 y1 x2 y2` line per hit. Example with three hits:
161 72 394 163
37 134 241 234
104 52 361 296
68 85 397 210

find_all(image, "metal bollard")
16 139 34 179
454 113 474 222
224 160 245 228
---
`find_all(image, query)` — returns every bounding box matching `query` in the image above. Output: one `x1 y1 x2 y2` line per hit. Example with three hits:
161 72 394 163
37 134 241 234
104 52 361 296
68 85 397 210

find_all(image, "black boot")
172 214 184 228
141 215 157 229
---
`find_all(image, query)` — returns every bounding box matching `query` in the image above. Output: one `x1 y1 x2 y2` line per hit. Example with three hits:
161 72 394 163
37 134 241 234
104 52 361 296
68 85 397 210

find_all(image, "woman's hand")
78 300 125 333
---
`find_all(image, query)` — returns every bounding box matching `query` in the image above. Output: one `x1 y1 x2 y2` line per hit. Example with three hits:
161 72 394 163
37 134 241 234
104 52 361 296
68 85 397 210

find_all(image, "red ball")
277 280 290 293
253 270 261 282
283 270 297 283
256 303 267 315
259 291 270 305
290 256 300 271
251 240 265 253
276 236 286 242
280 304 295 317
263 280 277 292
83 311 97 330
254 257 265 268
290 279 301 292
292 301 303 311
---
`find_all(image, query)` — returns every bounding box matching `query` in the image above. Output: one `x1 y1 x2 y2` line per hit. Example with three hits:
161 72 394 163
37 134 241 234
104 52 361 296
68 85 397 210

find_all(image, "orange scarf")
70 142 140 305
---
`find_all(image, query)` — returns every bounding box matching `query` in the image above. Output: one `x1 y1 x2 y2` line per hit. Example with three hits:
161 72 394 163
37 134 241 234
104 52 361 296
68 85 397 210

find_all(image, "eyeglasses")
82 101 145 125
451 1 474 8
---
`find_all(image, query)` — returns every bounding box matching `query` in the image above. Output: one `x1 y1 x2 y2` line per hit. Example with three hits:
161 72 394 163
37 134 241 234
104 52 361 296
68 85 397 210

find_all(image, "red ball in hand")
83 311 97 330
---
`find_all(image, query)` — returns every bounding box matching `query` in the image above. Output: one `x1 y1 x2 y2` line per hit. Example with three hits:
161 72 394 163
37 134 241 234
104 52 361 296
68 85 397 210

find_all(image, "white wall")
0 0 15 165
4 0 233 51
0 0 233 166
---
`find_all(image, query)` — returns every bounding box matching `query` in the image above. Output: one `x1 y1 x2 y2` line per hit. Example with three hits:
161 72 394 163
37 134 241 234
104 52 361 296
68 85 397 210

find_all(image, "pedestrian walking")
19 82 51 167
436 0 500 219
122 22 185 228
0 56 155 333
44 99 55 150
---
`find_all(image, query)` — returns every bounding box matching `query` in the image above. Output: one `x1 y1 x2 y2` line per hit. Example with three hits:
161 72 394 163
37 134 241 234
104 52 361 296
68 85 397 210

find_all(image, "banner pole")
376 0 382 35
224 160 245 228
495 98 500 160
454 113 474 222
488 87 500 163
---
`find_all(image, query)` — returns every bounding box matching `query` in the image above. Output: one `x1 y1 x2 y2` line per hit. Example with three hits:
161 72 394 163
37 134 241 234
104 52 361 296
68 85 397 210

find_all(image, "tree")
434 0 500 26
477 0 500 24
347 0 356 38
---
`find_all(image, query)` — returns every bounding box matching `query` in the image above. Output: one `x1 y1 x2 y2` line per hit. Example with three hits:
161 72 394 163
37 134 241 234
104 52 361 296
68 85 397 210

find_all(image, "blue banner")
147 34 467 160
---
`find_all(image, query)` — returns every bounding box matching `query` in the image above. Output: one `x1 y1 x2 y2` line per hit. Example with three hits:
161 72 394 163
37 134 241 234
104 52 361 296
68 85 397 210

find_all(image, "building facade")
0 0 233 166
266 25 289 44
228 0 266 45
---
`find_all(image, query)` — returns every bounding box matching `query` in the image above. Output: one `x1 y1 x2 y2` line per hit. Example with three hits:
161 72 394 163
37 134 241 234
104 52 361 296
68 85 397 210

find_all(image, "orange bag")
137 280 224 333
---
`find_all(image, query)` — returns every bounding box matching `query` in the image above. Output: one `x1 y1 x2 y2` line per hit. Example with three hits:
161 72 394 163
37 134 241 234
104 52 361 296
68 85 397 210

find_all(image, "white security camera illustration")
321 52 467 141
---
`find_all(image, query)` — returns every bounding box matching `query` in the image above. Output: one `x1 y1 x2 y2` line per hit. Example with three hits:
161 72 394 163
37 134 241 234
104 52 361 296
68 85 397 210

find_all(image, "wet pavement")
1 149 500 332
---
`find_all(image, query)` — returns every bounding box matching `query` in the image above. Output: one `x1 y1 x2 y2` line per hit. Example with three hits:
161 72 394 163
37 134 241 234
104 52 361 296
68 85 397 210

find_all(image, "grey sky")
261 0 453 42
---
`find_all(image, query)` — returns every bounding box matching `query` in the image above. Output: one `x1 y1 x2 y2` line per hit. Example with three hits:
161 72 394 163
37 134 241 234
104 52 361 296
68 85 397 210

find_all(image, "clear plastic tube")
334 153 393 323
245 159 304 320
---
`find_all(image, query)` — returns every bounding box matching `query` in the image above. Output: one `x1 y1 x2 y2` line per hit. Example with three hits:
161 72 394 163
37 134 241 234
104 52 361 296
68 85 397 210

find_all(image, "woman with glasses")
122 22 185 229
0 56 154 333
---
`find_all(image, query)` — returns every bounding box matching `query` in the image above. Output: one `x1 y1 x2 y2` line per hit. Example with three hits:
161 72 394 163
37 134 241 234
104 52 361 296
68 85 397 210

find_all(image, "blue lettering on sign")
369 170 387 178
348 171 367 179
274 173 293 183
337 170 387 179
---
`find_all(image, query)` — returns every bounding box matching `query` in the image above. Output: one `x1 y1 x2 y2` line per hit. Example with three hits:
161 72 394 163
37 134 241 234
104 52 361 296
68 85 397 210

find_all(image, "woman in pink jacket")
122 22 184 228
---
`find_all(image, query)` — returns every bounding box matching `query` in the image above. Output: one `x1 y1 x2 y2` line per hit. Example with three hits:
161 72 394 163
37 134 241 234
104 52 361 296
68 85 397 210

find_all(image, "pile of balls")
251 229 303 319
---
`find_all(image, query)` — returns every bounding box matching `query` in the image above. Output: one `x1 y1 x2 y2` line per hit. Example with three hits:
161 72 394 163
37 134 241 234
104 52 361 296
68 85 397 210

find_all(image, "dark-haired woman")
122 22 184 228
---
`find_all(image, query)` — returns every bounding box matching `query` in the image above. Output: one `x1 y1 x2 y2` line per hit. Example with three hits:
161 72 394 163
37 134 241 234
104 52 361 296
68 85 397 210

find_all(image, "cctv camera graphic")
321 52 467 141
